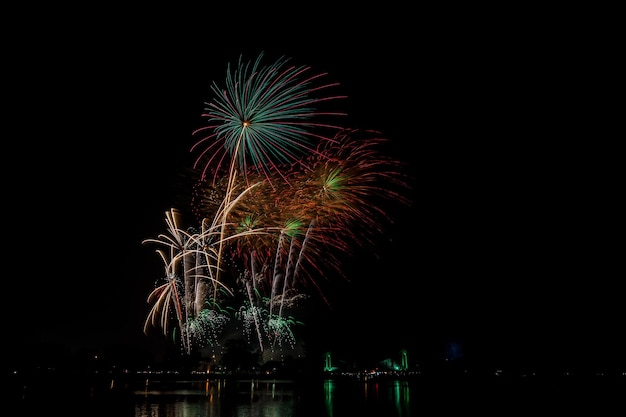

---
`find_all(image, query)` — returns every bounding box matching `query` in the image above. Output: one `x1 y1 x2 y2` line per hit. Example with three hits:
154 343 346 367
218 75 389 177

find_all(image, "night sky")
5 8 621 374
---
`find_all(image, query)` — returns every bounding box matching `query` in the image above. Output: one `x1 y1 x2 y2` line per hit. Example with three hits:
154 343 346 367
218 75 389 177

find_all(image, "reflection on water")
133 378 413 417
135 379 302 417
324 379 334 417
392 380 411 417
11 372 626 416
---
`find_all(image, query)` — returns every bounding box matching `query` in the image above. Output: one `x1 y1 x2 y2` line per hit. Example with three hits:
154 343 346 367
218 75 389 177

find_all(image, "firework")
142 206 274 354
143 53 411 358
190 52 347 188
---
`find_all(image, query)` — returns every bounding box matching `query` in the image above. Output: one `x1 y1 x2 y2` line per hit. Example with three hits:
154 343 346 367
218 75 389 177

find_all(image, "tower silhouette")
324 351 333 372
400 349 408 371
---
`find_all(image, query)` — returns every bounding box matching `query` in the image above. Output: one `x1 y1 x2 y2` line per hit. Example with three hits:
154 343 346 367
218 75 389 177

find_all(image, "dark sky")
5 8 621 373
